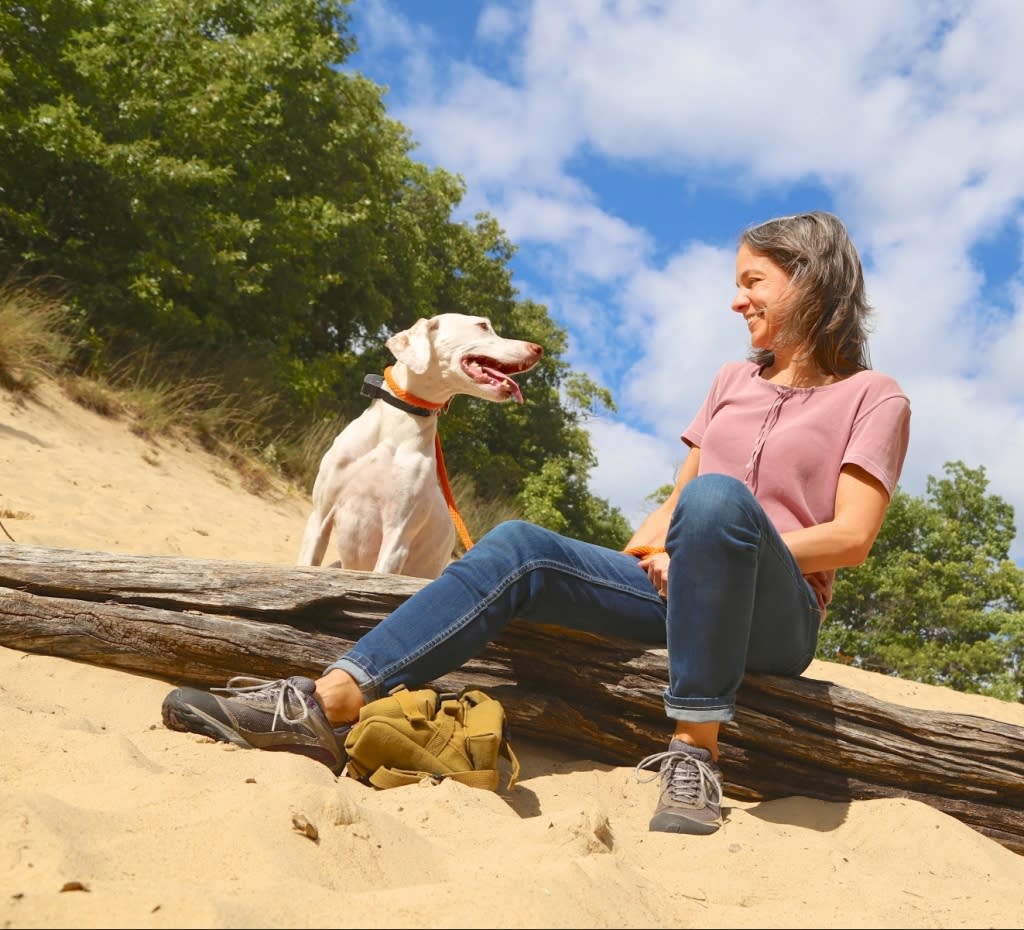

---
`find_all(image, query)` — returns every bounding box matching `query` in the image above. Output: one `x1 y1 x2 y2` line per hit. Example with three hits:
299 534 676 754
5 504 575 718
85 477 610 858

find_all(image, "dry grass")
62 374 128 418
0 281 303 502
278 413 348 494
107 366 295 499
447 471 523 553
0 280 72 392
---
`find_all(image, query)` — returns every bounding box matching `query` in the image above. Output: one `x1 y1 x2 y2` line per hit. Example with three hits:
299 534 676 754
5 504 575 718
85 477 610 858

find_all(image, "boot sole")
649 811 720 835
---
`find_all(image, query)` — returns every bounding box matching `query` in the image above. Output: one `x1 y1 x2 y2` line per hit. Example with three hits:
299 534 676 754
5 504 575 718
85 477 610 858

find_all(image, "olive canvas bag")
342 685 520 791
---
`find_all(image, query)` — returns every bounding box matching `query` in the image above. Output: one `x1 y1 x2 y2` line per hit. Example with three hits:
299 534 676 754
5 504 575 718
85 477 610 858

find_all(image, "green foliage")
0 0 631 543
647 483 675 507
823 461 1024 702
1 0 401 353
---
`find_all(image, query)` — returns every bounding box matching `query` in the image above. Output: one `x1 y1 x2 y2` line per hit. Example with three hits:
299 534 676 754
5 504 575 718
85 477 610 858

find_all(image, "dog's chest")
335 406 440 490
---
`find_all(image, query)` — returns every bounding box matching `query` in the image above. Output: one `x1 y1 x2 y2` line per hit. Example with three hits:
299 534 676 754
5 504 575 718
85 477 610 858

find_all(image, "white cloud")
987 277 1024 399
476 4 521 45
585 417 685 527
496 189 653 283
614 242 738 432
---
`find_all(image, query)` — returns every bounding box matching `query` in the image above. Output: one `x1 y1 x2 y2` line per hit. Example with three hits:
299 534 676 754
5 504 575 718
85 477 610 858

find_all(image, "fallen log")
1 542 1022 855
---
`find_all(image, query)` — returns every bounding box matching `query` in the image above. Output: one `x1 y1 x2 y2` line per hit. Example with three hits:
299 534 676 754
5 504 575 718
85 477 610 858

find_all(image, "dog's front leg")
296 509 333 566
374 491 453 578
373 520 422 576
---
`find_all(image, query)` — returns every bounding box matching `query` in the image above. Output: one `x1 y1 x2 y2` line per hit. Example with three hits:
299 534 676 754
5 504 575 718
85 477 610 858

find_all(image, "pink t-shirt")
682 360 911 612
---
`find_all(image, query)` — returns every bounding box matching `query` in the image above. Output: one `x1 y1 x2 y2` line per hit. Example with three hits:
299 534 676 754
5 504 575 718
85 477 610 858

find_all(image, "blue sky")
342 0 1024 561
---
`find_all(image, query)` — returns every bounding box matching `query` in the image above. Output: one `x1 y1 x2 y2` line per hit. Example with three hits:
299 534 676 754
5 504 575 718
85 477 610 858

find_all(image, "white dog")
297 313 543 578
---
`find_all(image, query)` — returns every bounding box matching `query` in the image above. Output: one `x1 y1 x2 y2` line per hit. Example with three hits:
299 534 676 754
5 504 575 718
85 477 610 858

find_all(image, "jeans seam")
762 529 821 675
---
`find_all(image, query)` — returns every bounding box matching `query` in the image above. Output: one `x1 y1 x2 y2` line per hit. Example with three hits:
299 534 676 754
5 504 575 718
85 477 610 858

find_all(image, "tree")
1 0 400 351
821 461 1024 701
0 0 631 545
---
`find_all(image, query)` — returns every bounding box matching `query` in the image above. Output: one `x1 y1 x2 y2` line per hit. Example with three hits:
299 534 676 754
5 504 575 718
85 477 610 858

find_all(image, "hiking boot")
162 676 349 774
635 738 724 835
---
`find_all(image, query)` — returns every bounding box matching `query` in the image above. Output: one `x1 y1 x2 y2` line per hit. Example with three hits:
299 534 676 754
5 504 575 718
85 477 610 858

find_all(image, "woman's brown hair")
740 211 873 375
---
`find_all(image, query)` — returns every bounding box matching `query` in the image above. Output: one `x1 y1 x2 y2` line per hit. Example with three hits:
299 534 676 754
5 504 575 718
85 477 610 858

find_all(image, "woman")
163 211 911 836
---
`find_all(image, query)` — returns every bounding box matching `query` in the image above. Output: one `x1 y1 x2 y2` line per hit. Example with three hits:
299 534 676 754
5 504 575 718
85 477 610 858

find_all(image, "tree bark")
1 542 1022 855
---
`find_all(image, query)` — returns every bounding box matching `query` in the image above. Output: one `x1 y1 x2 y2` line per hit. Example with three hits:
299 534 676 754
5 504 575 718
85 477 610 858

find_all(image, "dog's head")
386 314 543 404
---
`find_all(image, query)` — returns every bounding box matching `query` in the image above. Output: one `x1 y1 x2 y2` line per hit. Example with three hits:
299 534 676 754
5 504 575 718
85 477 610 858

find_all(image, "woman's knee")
669 474 760 541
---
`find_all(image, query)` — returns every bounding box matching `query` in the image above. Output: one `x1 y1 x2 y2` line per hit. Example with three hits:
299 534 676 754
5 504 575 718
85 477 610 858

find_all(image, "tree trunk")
1 542 1022 855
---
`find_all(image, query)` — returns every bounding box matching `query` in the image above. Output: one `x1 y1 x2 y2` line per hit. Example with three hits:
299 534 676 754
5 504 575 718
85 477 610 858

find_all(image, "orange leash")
432 432 474 552
383 367 474 551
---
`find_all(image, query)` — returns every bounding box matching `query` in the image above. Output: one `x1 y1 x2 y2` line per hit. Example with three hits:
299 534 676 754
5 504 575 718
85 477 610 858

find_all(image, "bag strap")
391 688 462 761
390 687 431 722
455 688 522 786
501 739 521 788
368 766 502 791
370 739 518 791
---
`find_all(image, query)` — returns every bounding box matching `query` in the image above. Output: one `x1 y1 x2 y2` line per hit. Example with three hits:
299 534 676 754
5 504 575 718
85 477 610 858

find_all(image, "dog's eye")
477 322 492 333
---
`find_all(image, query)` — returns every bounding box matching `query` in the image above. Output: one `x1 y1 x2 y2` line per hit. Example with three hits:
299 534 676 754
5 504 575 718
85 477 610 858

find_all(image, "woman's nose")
731 289 749 313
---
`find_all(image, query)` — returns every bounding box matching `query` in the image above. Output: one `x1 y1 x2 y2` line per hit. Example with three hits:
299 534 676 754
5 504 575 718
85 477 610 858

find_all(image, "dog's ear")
386 317 438 374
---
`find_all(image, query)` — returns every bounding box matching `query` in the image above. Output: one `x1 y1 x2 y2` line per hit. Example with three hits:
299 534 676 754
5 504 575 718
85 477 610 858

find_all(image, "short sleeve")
843 391 911 497
681 362 747 449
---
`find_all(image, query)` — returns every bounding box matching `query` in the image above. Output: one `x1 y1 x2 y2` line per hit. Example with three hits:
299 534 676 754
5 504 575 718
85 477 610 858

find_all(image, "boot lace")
635 748 723 807
213 677 312 729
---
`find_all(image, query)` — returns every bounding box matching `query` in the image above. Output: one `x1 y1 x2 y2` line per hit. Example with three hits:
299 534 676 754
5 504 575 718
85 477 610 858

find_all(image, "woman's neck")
760 352 837 388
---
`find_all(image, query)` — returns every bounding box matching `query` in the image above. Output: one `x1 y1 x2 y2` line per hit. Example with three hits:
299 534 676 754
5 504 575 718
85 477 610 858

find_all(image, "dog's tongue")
481 366 524 404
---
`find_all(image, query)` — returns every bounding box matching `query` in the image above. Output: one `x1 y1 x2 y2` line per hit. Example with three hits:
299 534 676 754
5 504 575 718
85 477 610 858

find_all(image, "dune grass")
0 278 73 392
0 281 520 540
0 281 297 499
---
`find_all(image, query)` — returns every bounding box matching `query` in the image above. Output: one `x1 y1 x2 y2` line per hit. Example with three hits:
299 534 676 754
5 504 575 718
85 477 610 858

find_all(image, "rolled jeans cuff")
663 691 736 724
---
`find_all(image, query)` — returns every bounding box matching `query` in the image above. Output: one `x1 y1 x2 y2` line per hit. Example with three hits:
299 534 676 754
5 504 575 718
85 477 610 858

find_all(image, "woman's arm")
624 454 890 590
781 463 892 574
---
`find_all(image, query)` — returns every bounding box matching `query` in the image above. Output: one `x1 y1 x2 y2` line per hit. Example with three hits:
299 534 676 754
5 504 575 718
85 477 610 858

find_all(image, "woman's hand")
639 550 670 598
620 445 699 599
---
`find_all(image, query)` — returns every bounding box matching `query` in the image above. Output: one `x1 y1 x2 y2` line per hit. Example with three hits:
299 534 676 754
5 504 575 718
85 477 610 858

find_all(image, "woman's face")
731 243 794 351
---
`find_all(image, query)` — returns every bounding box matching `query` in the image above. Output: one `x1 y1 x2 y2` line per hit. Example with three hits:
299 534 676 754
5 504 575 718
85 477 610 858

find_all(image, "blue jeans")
327 474 821 724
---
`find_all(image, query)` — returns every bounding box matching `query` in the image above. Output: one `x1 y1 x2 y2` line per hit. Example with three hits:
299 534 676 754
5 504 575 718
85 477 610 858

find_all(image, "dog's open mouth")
462 356 533 403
